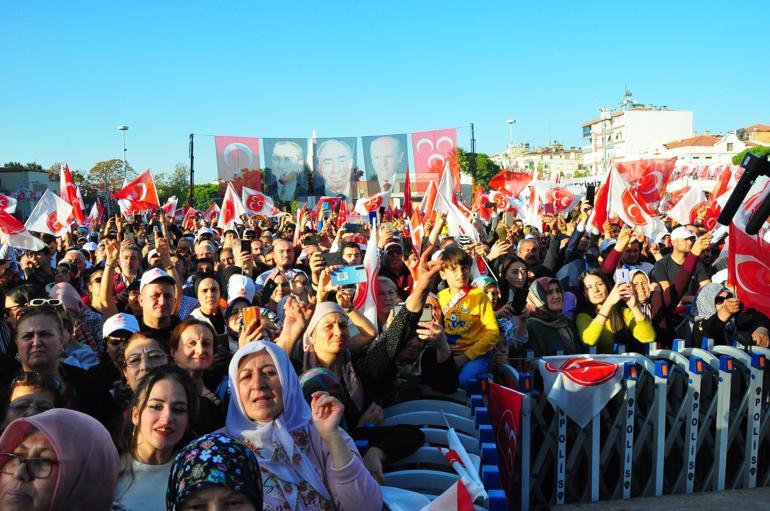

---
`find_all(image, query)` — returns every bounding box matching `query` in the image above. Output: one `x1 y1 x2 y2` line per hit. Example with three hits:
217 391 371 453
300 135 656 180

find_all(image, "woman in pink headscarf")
0 408 120 510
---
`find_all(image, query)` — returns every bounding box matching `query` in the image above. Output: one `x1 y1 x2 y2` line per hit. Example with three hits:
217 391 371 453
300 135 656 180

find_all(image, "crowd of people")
0 193 768 511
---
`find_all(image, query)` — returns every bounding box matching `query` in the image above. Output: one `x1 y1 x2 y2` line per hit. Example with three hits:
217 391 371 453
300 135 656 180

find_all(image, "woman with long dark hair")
116 365 198 510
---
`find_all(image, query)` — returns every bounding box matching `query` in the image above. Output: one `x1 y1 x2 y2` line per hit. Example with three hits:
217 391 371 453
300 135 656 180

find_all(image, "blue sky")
2 1 767 184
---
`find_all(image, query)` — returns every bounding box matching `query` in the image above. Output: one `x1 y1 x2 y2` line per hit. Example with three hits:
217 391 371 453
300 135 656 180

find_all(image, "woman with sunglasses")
691 283 770 348
9 303 120 428
0 408 120 511
1 284 47 366
1 372 68 430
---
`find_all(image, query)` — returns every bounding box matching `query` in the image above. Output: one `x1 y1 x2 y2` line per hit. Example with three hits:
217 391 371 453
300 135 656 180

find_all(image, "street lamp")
117 125 128 180
506 119 516 147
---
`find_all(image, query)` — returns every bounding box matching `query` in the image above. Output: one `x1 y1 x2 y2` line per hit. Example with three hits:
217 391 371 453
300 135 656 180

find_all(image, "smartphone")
393 303 434 323
321 251 343 266
240 240 252 253
615 268 630 284
214 333 229 355
711 224 729 246
586 184 596 205
303 233 319 245
242 306 261 327
344 223 362 234
330 265 367 286
512 288 528 315
261 280 277 303
153 224 164 238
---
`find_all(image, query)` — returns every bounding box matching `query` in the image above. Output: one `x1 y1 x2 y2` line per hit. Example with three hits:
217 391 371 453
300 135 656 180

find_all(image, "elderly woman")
522 277 580 357
691 283 770 348
116 365 198 510
576 269 656 353
225 341 382 510
167 433 263 511
0 408 119 510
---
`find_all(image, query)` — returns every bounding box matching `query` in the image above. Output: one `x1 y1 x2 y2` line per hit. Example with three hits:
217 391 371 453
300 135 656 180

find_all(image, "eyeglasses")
11 372 64 395
106 335 130 347
0 452 59 479
7 397 54 416
715 294 733 305
29 299 63 308
124 350 168 369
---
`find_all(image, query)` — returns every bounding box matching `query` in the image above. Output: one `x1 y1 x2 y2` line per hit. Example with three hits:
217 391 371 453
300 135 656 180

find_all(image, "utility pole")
189 134 195 207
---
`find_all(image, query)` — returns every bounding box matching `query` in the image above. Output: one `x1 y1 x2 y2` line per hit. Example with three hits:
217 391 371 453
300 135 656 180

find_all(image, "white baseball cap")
139 268 176 292
147 248 159 260
671 226 696 240
227 274 255 305
82 242 98 252
196 227 216 239
103 313 140 337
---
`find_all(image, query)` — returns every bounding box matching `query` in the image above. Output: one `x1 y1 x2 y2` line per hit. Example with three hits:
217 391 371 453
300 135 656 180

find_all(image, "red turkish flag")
729 223 770 319
419 181 437 218
218 183 246 231
488 382 523 507
110 169 160 210
354 191 391 215
203 203 220 223
590 173 611 233
214 135 261 195
408 210 424 256
60 164 85 224
489 169 533 198
471 189 493 223
411 128 457 193
403 166 413 218
540 185 584 215
182 207 197 231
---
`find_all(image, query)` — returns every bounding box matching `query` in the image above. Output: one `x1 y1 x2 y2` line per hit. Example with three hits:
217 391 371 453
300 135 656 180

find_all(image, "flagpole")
189 133 195 207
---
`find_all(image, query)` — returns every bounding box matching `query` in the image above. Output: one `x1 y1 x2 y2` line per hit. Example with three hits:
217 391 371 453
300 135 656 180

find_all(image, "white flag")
667 183 706 227
0 193 17 214
24 190 73 237
242 186 274 216
217 183 246 231
353 218 379 330
434 163 479 243
354 191 391 215
539 354 628 427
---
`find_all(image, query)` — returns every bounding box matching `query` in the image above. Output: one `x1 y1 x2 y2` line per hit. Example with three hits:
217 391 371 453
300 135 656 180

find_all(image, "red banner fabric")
488 382 523 507
411 128 457 193
214 136 262 195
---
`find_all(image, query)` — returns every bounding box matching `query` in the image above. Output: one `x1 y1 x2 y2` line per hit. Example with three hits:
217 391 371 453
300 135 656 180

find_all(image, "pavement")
557 487 770 510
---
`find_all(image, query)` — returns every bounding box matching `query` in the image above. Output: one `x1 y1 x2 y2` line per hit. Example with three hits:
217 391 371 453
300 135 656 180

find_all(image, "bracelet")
108 264 118 269
596 313 607 320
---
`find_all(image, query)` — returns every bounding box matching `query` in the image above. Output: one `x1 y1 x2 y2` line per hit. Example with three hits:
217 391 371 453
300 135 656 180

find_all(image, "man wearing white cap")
138 267 179 342
93 313 141 397
652 226 712 298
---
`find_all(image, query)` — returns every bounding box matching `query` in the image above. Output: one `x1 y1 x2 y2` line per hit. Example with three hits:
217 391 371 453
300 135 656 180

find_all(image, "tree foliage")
3 161 44 171
192 184 220 210
732 145 770 165
157 162 190 202
457 147 501 189
87 159 135 194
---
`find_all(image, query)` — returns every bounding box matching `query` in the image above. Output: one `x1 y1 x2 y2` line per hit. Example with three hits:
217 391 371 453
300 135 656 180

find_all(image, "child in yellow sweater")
438 246 500 388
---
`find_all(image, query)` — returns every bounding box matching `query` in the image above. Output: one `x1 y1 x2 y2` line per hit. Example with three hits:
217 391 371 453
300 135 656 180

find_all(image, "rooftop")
744 123 770 133
664 134 721 149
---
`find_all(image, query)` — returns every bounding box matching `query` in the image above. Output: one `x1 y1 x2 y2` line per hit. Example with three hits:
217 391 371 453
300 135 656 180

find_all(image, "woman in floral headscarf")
225 340 382 511
523 277 580 357
167 432 263 511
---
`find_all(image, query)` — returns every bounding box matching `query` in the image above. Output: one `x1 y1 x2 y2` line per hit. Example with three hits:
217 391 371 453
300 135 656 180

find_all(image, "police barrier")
492 340 769 508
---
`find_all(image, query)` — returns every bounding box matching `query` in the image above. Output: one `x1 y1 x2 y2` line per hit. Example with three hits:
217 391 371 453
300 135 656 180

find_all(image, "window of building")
693 156 700 160
727 143 734 151
705 156 712 160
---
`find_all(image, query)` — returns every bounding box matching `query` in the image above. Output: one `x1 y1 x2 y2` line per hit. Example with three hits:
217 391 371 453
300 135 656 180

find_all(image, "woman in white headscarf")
225 340 382 511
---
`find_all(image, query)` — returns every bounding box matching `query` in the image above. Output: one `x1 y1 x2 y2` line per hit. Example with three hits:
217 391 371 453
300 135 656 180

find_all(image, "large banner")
263 138 309 202
214 136 261 195
312 137 358 199
488 382 523 508
411 128 457 193
361 133 408 195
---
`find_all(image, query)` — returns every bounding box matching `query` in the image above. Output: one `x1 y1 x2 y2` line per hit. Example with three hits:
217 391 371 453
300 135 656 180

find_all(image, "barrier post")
653 360 670 496
623 362 638 500
715 355 734 491
519 374 532 511
685 356 704 494
556 406 567 505
745 354 766 488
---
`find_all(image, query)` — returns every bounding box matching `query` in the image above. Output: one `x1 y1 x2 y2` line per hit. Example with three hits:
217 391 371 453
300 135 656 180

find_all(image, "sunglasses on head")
11 371 64 395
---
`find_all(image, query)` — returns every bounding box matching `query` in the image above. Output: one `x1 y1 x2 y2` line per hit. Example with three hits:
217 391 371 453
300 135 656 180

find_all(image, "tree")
193 184 220 210
732 145 770 165
157 162 190 202
3 161 43 171
457 147 501 189
87 159 135 194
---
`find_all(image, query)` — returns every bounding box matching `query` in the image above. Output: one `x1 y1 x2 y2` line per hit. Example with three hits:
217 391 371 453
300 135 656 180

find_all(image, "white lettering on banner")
686 389 700 489
623 389 635 499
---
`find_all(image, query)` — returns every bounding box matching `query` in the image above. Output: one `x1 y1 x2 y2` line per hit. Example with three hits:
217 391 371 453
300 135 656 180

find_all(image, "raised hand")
311 391 345 435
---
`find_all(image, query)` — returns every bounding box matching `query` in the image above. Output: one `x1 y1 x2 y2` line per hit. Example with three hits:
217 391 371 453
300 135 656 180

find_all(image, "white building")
645 132 747 167
581 91 693 175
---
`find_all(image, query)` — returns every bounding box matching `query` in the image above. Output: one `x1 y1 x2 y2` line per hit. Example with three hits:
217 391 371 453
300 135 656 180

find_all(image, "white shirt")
117 458 173 511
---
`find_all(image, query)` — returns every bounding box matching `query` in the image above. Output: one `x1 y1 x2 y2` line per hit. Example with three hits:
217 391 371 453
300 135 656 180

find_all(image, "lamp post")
599 108 611 175
506 119 516 147
117 125 129 180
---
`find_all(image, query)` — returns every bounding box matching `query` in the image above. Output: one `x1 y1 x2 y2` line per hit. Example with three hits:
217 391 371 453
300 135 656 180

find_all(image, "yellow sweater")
438 287 499 360
576 307 656 353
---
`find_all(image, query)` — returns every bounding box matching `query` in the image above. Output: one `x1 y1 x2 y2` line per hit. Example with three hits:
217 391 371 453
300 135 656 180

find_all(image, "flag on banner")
25 190 73 237
161 196 178 218
606 167 666 239
668 183 707 227
203 203 220 223
242 186 274 216
182 207 198 231
488 189 512 213
539 355 627 427
353 218 379 331
110 169 161 212
403 166 413 218
0 209 46 251
411 128 458 193
214 136 262 195
59 164 85 224
615 158 677 205
434 163 479 243
218 182 246 231
0 193 17 214
489 169 533 198
354 191 391 215
488 382 523 506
